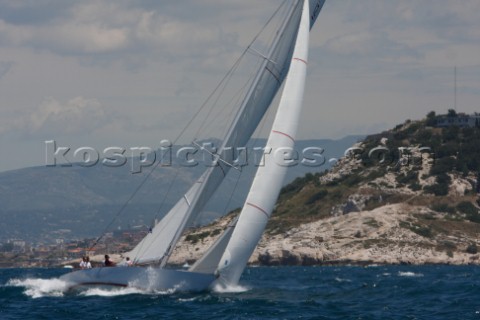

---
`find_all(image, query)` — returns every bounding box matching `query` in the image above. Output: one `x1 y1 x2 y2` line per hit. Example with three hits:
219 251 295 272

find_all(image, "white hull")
60 267 216 292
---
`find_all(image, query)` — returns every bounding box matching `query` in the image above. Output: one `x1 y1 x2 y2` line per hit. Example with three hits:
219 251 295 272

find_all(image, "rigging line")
194 57 243 138
192 140 240 171
88 65 246 251
247 47 277 64
193 0 288 139
132 196 181 263
216 89 278 218
127 79 253 258
220 167 244 218
90 0 290 254
205 50 267 141
89 32 261 252
179 0 296 240
163 1 300 267
212 95 276 227
131 168 181 262
154 170 180 218
174 1 289 144
187 72 258 228
206 41 272 143
197 59 260 141
197 63 254 139
142 75 253 258
129 57 259 258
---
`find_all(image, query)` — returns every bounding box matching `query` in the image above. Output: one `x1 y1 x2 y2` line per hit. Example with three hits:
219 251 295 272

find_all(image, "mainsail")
127 1 306 266
60 0 326 293
215 0 318 286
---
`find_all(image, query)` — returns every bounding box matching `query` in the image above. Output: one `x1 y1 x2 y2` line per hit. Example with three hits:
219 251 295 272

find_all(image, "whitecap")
212 283 249 293
6 276 182 298
6 278 69 298
398 271 423 277
178 297 199 302
79 287 146 297
334 277 352 283
79 283 180 297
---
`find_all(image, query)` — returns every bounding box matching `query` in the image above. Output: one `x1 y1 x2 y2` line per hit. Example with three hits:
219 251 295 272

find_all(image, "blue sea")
0 265 479 319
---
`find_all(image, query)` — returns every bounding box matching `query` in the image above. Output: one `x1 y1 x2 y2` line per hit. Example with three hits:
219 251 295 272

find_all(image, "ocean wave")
6 277 69 298
5 277 182 298
398 271 424 277
79 287 148 297
212 283 249 293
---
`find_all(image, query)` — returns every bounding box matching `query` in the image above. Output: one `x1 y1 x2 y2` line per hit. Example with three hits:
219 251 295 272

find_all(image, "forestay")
126 1 305 266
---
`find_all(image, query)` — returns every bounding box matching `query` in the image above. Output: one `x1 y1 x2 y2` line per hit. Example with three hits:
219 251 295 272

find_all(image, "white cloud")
0 15 129 54
3 96 124 138
0 1 240 63
1 1 480 172
0 19 33 45
47 24 129 54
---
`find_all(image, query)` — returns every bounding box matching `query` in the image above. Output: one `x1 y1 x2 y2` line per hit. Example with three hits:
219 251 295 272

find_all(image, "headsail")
59 0 326 294
215 0 324 286
126 1 306 266
189 217 237 274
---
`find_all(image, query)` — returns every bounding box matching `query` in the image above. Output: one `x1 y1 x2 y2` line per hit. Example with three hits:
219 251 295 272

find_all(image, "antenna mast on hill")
454 66 457 111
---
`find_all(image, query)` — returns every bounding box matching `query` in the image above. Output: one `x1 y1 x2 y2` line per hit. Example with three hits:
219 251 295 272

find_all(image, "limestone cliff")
170 115 480 266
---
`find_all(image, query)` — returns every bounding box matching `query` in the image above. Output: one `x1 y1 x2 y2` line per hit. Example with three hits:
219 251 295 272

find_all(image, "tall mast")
160 0 304 267
454 66 457 111
127 1 305 266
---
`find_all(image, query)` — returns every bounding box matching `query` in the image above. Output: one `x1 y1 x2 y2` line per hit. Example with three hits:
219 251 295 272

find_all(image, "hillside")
170 113 480 266
0 137 360 242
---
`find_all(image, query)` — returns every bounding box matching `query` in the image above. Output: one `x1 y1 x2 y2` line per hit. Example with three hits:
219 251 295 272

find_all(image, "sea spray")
212 282 249 293
7 277 69 298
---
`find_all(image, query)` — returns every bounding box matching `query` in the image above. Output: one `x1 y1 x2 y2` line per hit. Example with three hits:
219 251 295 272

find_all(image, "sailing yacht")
61 0 326 291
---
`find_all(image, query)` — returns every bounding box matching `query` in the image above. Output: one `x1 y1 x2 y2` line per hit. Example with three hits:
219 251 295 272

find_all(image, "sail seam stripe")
184 195 191 206
293 57 307 64
246 202 269 218
272 130 295 142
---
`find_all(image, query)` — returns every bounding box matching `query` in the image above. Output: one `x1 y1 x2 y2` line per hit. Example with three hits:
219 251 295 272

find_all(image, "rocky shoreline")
168 130 480 268
168 203 479 267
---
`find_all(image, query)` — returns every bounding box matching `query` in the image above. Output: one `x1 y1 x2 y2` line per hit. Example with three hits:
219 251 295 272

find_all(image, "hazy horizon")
1 1 479 172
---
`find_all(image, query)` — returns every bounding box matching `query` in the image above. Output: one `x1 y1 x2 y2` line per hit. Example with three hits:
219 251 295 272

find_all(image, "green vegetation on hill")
267 112 480 234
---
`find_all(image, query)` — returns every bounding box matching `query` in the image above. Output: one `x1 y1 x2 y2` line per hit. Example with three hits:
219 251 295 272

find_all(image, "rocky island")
170 111 480 266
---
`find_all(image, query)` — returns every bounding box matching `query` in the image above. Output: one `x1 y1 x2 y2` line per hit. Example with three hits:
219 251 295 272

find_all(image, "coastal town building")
435 112 480 128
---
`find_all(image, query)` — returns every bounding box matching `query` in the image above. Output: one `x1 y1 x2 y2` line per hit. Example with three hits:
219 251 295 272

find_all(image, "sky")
0 0 479 172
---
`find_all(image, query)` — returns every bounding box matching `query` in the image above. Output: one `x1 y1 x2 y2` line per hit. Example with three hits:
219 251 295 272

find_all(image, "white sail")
127 1 306 266
126 172 205 265
216 0 314 286
59 0 325 292
189 217 237 274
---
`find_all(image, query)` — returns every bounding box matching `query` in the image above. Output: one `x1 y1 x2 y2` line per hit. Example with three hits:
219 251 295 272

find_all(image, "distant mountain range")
0 136 362 242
